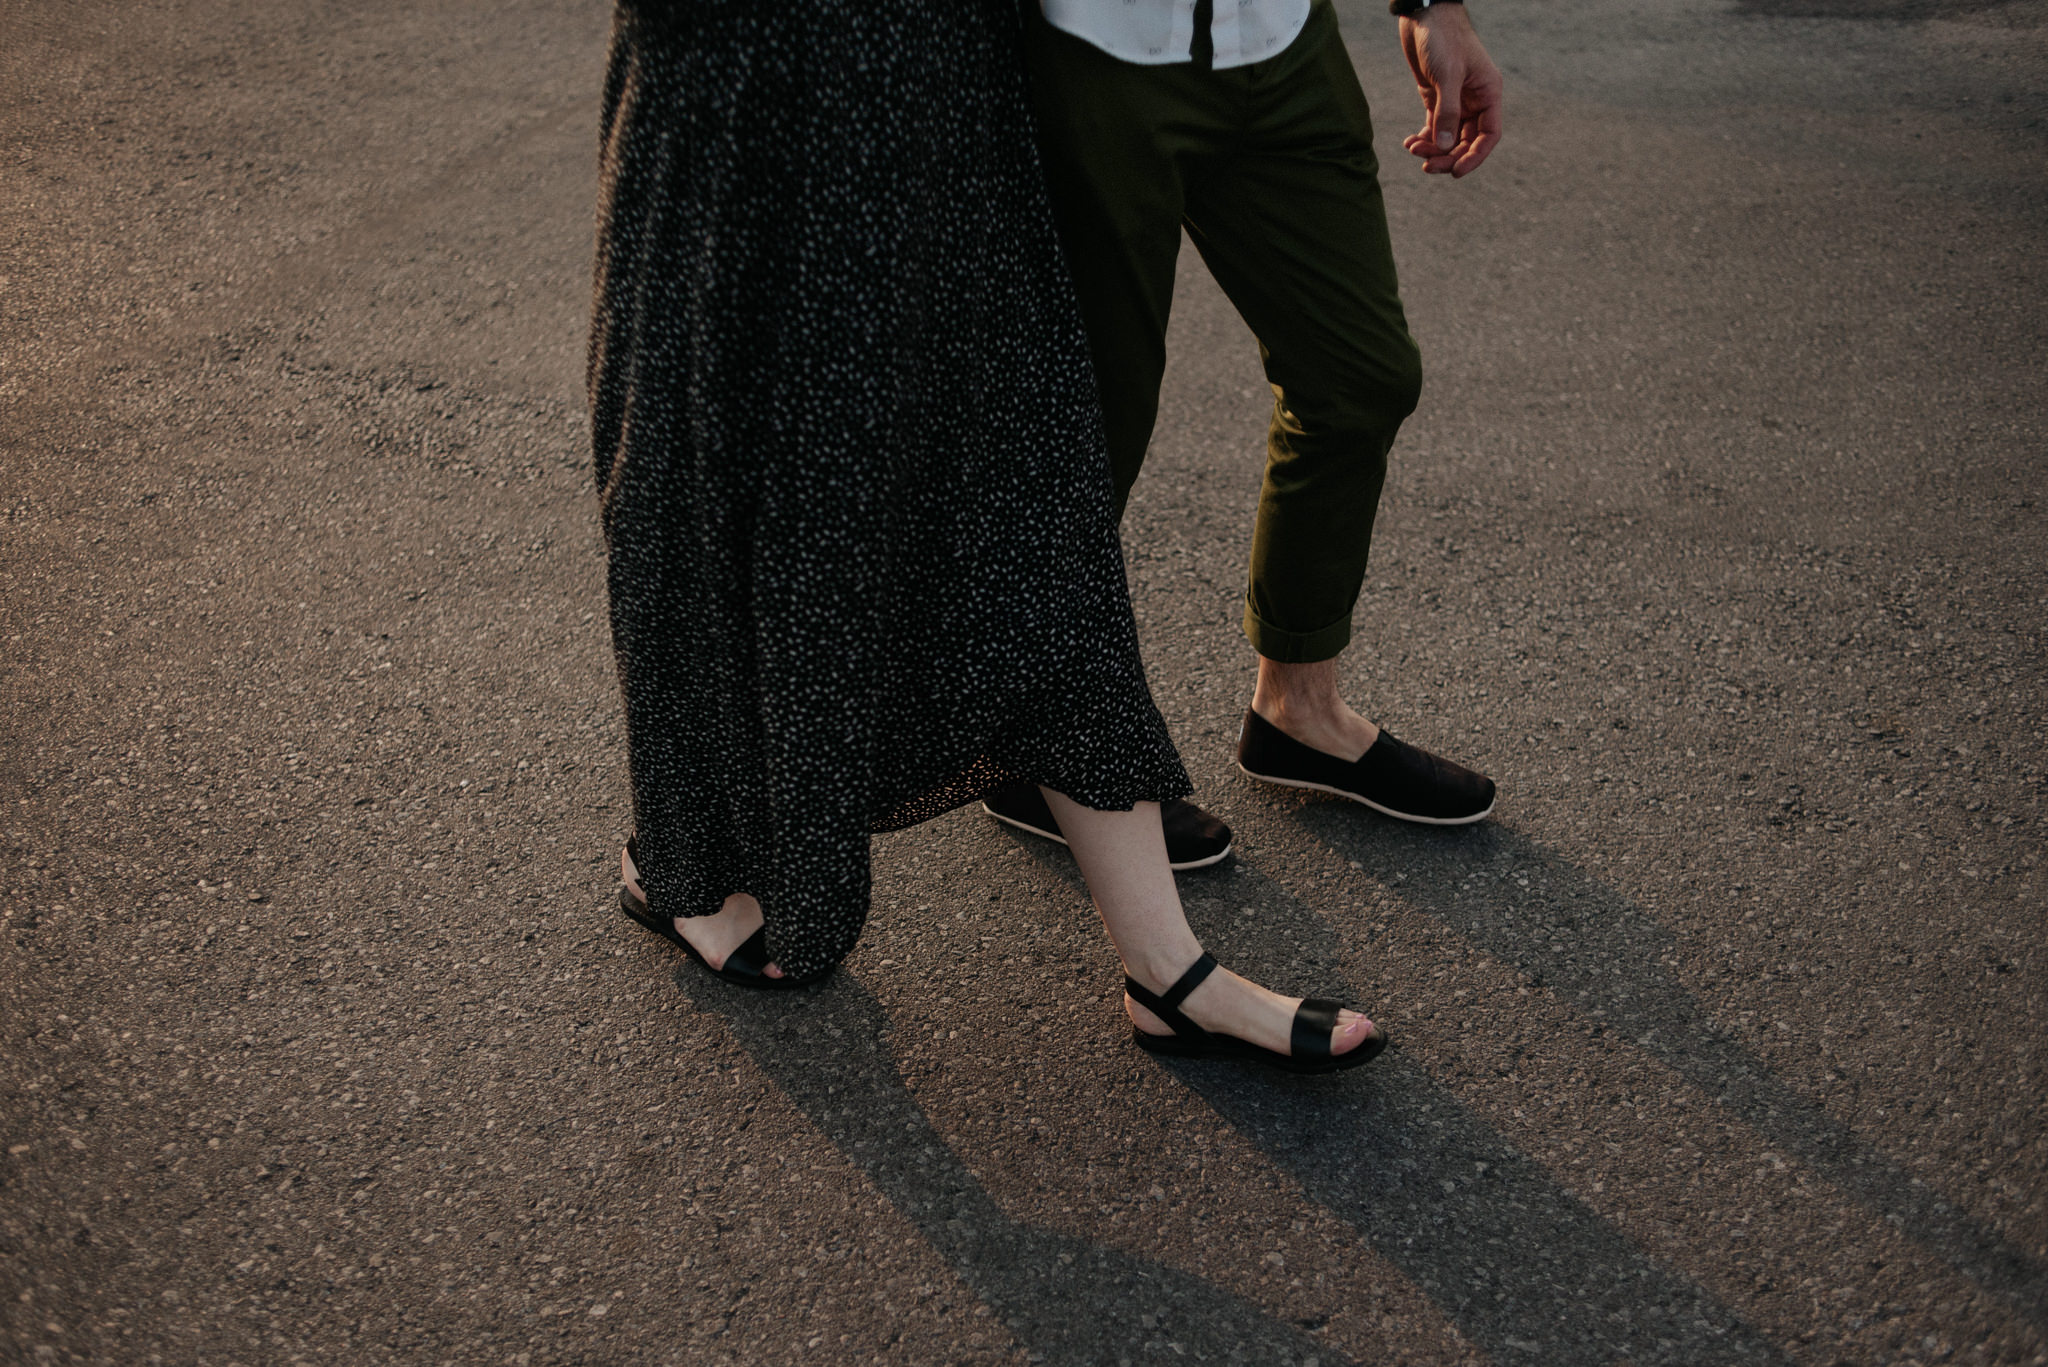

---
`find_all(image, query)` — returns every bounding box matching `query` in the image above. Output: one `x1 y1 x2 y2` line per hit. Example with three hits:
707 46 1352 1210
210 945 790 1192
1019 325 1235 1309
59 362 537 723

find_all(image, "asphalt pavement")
3 0 2044 1363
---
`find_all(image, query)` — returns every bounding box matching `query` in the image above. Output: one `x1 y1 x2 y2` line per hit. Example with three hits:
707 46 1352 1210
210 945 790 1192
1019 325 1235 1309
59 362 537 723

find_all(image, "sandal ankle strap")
1124 951 1219 1040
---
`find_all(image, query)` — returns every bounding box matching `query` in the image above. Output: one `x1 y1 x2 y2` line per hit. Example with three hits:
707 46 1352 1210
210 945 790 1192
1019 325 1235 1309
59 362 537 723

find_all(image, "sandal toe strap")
1291 997 1345 1063
722 926 773 979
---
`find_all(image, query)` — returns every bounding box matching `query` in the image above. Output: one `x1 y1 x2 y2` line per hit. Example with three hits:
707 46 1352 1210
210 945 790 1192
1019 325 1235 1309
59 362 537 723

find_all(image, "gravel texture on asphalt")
3 1 2044 1364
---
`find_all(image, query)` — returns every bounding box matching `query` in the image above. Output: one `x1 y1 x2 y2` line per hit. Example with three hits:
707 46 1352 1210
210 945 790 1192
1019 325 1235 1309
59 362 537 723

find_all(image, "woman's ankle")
1120 939 1206 995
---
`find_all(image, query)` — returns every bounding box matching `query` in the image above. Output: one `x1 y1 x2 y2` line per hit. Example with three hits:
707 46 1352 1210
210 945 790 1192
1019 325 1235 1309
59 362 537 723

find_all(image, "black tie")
1191 0 1215 71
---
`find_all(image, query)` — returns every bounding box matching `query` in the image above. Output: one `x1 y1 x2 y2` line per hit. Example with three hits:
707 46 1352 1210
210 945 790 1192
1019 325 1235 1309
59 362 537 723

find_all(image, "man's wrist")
1389 0 1462 17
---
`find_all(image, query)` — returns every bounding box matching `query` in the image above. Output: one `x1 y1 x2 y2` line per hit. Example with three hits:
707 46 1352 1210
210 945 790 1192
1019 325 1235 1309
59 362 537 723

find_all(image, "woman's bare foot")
1125 957 1381 1058
621 846 784 978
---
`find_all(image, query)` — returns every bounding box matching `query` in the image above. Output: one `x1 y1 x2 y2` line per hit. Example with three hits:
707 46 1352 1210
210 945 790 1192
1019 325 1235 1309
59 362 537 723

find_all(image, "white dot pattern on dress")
588 0 1191 981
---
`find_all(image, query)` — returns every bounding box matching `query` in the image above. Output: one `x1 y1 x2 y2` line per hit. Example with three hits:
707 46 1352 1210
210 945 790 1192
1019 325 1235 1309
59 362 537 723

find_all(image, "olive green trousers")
1021 0 1421 663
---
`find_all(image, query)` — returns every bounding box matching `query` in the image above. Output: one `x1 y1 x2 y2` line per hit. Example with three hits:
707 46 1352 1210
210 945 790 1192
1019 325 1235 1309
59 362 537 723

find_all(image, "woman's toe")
1330 1012 1380 1056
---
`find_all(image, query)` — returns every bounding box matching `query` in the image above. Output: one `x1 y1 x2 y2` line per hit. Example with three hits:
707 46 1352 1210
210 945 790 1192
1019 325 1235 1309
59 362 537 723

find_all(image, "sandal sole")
1133 1025 1389 1074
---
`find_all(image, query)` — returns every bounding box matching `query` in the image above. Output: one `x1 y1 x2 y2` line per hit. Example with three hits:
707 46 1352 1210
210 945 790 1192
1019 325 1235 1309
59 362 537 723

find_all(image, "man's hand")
1399 5 1503 177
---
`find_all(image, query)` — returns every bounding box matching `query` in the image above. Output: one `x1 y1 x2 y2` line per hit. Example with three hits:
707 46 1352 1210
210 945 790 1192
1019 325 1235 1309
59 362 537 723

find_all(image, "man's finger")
1429 81 1463 152
1450 79 1503 177
1451 128 1500 177
1402 20 1437 156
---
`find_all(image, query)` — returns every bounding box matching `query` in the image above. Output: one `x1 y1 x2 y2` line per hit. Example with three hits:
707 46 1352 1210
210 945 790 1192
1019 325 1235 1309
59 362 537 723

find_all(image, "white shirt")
1041 0 1312 69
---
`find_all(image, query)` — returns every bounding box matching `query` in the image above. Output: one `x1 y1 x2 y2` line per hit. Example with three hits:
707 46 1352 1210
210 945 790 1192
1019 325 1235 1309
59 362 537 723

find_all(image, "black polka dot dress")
589 0 1192 982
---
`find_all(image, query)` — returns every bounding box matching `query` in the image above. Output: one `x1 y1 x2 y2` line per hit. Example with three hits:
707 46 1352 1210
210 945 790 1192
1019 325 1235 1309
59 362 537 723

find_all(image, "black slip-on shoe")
1235 709 1496 825
980 783 1234 870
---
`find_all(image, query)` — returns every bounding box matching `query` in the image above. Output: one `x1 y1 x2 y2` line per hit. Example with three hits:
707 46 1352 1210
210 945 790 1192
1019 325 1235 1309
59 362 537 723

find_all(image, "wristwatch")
1388 0 1462 15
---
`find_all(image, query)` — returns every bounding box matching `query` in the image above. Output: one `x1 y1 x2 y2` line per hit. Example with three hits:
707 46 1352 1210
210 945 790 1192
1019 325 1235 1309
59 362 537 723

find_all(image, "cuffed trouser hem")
1243 596 1353 664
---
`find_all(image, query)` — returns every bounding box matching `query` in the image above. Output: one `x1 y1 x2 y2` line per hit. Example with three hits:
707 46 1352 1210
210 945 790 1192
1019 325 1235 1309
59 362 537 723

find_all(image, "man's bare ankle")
1252 693 1378 761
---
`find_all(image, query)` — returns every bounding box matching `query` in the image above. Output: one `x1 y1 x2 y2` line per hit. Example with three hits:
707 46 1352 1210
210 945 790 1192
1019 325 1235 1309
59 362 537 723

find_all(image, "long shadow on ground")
1003 836 1783 1367
1180 1055 1779 1367
1291 805 2048 1335
707 977 1340 1367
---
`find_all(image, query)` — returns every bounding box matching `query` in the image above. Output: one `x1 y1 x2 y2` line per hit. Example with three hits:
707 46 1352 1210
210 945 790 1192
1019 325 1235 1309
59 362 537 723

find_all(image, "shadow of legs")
701 973 1344 1367
992 832 1784 1366
1296 809 2047 1334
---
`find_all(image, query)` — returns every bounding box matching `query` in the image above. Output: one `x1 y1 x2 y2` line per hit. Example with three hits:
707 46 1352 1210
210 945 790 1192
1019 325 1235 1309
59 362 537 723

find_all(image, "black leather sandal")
618 841 824 991
1125 952 1388 1074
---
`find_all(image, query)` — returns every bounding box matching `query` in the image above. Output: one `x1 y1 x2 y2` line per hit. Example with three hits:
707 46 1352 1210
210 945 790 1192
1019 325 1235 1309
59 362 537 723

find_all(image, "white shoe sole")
981 803 1234 871
1235 764 1494 826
